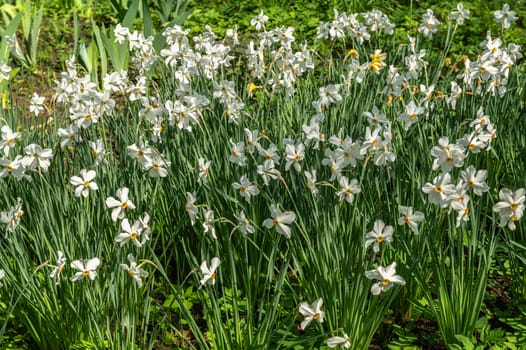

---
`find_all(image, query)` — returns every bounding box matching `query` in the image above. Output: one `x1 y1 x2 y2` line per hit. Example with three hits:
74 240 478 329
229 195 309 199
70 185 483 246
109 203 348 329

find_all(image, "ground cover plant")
0 1 525 349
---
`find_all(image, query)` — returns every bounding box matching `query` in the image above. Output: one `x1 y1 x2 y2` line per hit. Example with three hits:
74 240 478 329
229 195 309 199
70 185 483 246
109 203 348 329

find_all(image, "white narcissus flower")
397 206 425 234
299 298 324 330
70 169 98 197
198 157 211 183
70 257 100 281
199 257 220 288
493 188 525 230
262 205 296 239
121 254 149 288
494 3 517 29
202 208 216 239
234 210 255 234
232 174 259 203
105 187 136 221
0 268 5 288
304 169 318 196
422 172 456 208
327 333 351 348
115 218 144 247
21 144 53 172
336 176 361 203
29 92 46 116
365 220 394 253
461 166 489 196
0 61 12 81
185 192 198 226
0 125 22 155
365 262 406 295
50 250 67 284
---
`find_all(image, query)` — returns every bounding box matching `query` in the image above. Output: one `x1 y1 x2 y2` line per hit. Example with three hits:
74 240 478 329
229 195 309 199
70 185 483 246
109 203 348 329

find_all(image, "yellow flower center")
6 165 13 172
273 218 280 226
82 270 90 277
83 181 90 188
239 187 246 193
434 185 442 193
345 189 352 195
376 236 384 243
467 180 474 187
510 203 518 210
294 155 301 162
7 139 14 145
313 313 320 321
130 232 138 240
403 216 411 224
381 278 390 286
121 202 128 209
